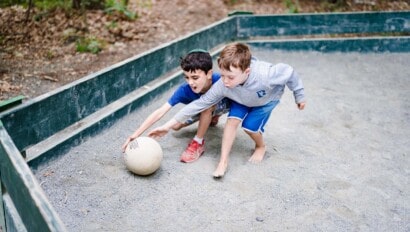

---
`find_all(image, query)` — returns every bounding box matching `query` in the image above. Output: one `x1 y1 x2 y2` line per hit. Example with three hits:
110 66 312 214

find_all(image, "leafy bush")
34 0 72 11
76 36 104 54
105 0 136 20
0 0 25 7
284 0 299 13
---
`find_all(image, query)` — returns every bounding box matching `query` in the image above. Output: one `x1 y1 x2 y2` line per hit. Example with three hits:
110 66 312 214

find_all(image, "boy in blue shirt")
122 49 229 163
148 43 306 178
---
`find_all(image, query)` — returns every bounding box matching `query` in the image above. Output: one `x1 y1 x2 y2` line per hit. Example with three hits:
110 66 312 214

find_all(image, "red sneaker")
210 115 220 127
180 140 205 163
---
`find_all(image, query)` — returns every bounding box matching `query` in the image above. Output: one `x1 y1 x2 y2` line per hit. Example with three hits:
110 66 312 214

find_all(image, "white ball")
124 137 163 175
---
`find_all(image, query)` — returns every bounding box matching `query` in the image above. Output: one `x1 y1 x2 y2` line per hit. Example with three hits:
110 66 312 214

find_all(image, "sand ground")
32 49 409 232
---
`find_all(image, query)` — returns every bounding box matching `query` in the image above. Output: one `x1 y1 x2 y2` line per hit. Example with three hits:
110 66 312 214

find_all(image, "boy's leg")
171 122 187 131
242 100 279 163
180 106 214 163
245 131 265 163
196 106 214 138
213 101 245 177
210 98 231 127
213 117 241 177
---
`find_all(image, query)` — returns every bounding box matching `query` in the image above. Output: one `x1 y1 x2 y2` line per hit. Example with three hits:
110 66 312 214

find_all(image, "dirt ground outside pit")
1 0 409 101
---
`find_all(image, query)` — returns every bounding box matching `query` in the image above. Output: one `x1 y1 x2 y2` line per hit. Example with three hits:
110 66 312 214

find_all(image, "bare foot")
213 162 228 178
248 145 266 163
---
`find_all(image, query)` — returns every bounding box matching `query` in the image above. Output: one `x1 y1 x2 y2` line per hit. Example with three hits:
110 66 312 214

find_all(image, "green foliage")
284 0 299 14
138 0 152 9
106 21 118 29
0 0 137 22
105 0 136 20
0 0 25 7
0 0 105 10
76 36 104 54
34 0 72 11
1 0 71 10
319 0 348 12
46 50 55 59
224 0 238 5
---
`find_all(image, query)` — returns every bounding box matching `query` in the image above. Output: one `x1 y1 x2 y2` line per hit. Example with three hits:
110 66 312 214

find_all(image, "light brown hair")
217 42 251 72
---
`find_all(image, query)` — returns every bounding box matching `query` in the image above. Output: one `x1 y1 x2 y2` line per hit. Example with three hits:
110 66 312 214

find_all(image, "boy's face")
220 66 250 88
183 69 213 94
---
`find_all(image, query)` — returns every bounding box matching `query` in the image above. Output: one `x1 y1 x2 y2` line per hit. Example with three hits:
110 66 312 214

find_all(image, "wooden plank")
3 192 27 232
237 11 410 38
0 181 6 231
0 96 25 113
246 36 410 53
0 126 67 232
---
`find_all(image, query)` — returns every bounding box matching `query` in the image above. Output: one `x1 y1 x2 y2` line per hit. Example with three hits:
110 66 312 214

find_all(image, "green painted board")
236 11 410 38
3 192 27 232
0 181 6 231
246 36 410 53
0 127 66 231
0 96 25 113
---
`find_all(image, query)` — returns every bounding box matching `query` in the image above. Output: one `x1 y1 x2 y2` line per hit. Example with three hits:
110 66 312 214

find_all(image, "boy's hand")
121 136 135 153
297 102 305 110
148 118 179 139
148 126 169 139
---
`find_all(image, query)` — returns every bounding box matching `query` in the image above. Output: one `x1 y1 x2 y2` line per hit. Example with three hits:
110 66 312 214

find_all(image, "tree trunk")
25 0 33 22
72 0 82 9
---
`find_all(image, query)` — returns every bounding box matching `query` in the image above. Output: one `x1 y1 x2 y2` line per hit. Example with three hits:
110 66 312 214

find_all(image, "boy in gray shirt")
149 42 306 178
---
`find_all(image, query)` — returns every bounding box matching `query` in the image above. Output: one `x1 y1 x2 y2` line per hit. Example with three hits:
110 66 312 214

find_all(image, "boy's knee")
201 106 214 116
226 117 241 127
244 129 260 136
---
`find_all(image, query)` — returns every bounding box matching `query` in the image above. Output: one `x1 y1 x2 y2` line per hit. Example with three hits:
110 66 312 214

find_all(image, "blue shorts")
228 100 279 133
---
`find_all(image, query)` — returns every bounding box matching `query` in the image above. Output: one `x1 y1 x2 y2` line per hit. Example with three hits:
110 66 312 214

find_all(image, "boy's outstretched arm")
148 118 180 139
275 63 306 110
121 102 172 152
148 82 225 139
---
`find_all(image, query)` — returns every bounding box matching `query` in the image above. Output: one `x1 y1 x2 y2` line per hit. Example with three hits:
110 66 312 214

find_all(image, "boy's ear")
207 69 213 79
244 67 250 75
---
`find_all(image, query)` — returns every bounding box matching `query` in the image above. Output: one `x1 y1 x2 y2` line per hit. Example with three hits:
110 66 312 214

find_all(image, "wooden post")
0 179 6 232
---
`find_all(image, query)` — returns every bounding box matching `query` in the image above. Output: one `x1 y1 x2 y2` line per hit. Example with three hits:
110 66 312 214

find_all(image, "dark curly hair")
180 51 213 74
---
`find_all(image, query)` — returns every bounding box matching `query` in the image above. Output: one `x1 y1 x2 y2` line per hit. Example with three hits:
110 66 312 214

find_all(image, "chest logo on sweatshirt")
256 90 266 98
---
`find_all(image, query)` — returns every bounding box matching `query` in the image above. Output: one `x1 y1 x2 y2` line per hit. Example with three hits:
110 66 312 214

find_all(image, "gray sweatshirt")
174 57 305 123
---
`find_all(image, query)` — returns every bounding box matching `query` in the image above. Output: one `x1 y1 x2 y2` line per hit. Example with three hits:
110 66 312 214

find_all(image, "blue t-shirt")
168 73 221 106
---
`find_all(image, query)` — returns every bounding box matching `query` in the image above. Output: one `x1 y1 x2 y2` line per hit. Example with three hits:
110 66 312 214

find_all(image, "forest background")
0 0 408 101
